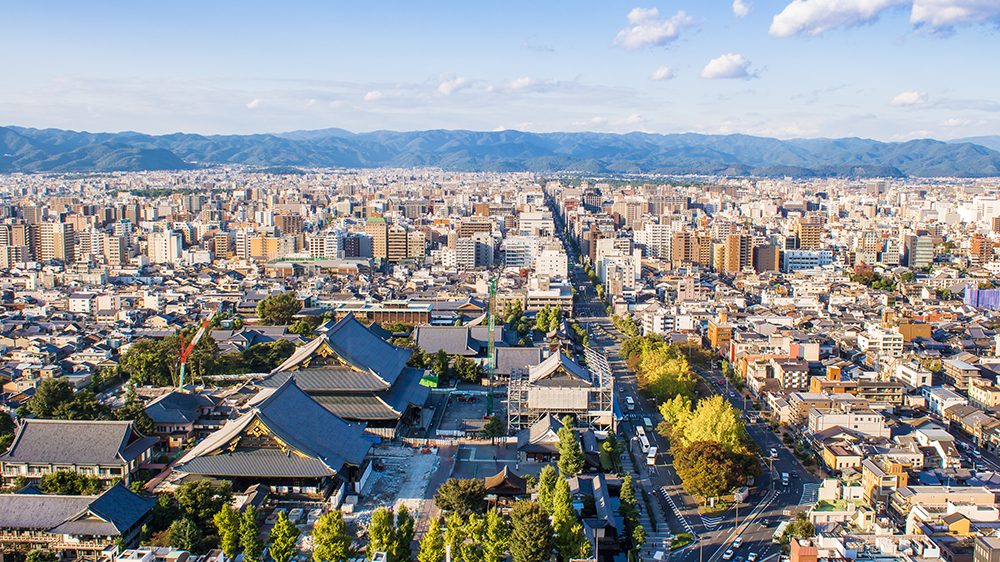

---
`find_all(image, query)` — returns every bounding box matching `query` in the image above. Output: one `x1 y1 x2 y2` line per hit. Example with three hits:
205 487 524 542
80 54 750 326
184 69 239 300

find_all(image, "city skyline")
2 0 999 141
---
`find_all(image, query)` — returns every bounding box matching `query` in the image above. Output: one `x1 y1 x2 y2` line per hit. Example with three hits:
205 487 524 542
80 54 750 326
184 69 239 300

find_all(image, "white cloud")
613 8 696 51
613 113 645 126
493 125 507 132
592 117 608 125
650 66 676 81
891 89 928 106
363 90 383 101
305 99 315 107
520 40 554 52
942 117 972 126
911 0 1000 28
769 0 907 38
769 0 1000 37
503 77 559 93
700 53 752 79
733 0 753 17
437 73 471 96
246 99 261 109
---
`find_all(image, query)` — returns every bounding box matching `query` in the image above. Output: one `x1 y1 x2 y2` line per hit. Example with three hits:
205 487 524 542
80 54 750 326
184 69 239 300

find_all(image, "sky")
1 0 999 141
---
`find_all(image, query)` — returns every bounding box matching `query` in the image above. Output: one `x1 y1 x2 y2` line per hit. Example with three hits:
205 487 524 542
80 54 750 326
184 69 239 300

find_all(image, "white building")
894 361 932 388
149 230 183 264
857 323 904 359
535 245 568 278
783 250 833 272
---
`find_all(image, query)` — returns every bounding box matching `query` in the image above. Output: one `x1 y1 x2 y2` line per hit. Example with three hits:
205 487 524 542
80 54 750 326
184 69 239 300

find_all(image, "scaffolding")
506 346 614 432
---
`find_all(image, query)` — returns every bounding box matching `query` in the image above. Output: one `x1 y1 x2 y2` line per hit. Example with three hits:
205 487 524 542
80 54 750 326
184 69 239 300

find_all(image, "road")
555 223 811 562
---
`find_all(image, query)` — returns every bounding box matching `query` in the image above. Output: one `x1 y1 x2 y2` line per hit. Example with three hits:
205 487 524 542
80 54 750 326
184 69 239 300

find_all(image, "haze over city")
3 0 1000 140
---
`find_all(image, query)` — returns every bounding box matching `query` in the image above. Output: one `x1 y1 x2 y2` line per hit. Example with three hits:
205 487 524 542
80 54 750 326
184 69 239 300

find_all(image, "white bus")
647 446 658 466
625 396 635 411
635 426 650 454
643 417 654 433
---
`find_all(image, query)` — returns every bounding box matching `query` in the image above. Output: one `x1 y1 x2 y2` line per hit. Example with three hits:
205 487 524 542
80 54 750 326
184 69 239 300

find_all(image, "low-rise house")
0 483 155 557
0 419 157 488
145 391 221 450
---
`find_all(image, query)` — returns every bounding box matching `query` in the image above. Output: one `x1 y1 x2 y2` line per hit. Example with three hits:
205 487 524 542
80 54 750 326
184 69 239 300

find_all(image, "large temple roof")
175 378 371 478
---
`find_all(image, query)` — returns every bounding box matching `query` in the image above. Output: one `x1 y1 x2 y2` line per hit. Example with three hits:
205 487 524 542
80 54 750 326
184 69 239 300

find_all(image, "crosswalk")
658 486 696 537
701 515 723 530
799 483 820 506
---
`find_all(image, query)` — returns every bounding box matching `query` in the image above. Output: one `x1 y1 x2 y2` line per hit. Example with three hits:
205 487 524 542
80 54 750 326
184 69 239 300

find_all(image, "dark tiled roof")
145 391 217 424
0 483 154 535
413 326 481 356
177 450 337 477
312 395 401 421
0 420 147 465
262 368 389 392
528 352 591 387
495 347 543 375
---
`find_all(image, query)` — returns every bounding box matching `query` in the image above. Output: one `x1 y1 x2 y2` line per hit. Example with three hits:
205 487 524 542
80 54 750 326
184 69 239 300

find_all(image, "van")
626 396 635 411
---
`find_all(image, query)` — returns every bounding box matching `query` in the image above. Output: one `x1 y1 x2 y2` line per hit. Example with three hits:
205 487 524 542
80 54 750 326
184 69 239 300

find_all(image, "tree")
169 518 203 553
28 376 76 418
240 506 263 562
658 394 694 444
481 416 505 442
548 307 561 332
38 470 102 495
113 398 155 436
673 441 745 500
417 518 445 562
407 347 430 369
535 307 549 332
509 500 554 562
432 350 451 379
313 511 354 562
433 478 486 515
368 507 397 560
256 292 303 325
632 524 647 547
619 474 637 507
394 504 416 562
637 347 698 400
25 551 57 562
152 493 179 534
461 512 486 562
176 480 233 522
557 416 584 476
289 319 314 337
443 513 465 562
682 395 745 452
552 477 587 561
269 511 301 562
242 339 295 372
213 504 241 559
537 465 559 513
483 509 510 562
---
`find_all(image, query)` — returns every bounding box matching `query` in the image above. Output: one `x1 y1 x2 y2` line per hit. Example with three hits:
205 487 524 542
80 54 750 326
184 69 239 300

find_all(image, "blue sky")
2 0 999 141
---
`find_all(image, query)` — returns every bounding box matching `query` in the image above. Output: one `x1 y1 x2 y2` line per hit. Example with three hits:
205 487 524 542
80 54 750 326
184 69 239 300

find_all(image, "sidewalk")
414 444 456 537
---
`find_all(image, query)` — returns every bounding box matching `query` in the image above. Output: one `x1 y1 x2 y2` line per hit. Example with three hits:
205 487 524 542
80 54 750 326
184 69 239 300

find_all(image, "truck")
781 472 789 487
626 396 635 411
772 521 790 543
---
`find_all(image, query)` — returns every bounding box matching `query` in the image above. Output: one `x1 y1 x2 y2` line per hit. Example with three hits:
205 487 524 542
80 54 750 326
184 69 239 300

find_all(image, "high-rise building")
149 230 183 264
903 234 934 269
387 225 408 262
407 231 426 260
39 222 74 263
723 233 751 275
752 245 781 273
365 218 388 260
796 218 823 249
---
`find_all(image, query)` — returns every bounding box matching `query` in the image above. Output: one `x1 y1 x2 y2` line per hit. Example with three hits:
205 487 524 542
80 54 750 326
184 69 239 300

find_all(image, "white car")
733 537 743 548
723 549 734 560
747 554 758 562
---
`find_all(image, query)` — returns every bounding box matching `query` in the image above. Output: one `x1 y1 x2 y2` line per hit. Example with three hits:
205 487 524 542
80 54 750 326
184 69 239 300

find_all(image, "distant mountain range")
3 125 1000 177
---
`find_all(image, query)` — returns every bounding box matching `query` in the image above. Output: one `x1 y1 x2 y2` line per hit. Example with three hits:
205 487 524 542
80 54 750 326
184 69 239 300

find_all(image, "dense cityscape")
2 166 1000 562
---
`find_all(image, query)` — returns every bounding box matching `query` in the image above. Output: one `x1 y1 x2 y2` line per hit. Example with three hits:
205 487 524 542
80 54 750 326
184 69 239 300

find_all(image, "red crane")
177 303 221 388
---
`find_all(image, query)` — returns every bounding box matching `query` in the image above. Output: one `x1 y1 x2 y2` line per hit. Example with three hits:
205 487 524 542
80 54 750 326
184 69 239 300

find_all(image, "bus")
643 417 654 433
647 446 658 466
625 396 635 411
635 426 650 454
772 521 790 543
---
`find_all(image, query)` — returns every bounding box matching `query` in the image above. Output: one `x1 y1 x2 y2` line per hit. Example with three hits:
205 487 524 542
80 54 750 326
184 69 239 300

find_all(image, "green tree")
673 441 747 501
242 339 295 372
461 512 486 562
509 500 554 562
256 292 303 325
633 524 647 547
25 550 57 562
152 494 179 533
368 507 397 560
407 347 430 369
637 347 698 400
552 477 587 561
289 319 314 337
27 377 76 418
38 470 103 495
175 480 233 522
481 416 505 442
535 307 549 332
432 350 451 379
213 504 241 559
619 474 637 507
433 478 486 515
548 306 561 332
240 506 263 562
443 513 465 561
169 518 203 553
537 465 559 513
394 504 416 562
557 416 584 476
417 518 445 562
113 399 155 436
313 511 354 562
268 511 301 562
483 509 510 562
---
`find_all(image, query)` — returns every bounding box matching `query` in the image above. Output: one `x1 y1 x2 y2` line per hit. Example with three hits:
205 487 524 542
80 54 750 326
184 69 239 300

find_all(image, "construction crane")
486 275 497 417
177 303 221 389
